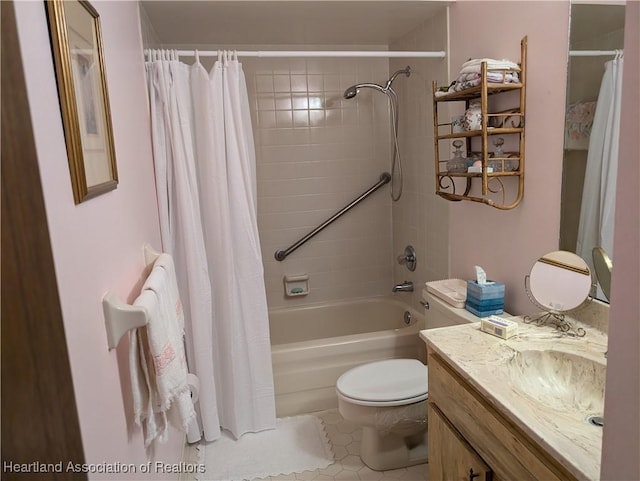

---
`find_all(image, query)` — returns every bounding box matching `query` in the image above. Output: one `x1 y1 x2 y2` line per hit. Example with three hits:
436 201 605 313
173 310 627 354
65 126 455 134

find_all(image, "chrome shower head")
343 66 411 100
343 82 387 99
343 85 359 99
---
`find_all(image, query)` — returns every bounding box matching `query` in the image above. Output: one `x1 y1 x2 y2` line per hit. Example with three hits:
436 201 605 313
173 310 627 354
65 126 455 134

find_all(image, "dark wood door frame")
1 1 87 479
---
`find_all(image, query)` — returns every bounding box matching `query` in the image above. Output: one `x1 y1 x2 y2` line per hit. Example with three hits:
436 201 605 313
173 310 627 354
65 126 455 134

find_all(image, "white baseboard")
178 434 200 481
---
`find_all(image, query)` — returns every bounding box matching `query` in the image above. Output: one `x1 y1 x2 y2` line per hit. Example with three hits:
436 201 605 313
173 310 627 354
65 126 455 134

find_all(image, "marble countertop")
420 317 608 481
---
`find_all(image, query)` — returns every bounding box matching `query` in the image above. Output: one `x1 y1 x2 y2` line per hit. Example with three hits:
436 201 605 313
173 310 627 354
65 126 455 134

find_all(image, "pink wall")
14 1 183 478
601 1 640 478
448 1 570 315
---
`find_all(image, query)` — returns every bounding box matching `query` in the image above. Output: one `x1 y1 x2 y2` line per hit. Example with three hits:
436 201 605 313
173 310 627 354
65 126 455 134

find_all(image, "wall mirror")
524 250 593 336
592 246 613 301
559 1 625 301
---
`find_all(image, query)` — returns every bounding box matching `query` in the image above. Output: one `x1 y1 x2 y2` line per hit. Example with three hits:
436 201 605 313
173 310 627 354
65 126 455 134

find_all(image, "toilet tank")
422 287 510 329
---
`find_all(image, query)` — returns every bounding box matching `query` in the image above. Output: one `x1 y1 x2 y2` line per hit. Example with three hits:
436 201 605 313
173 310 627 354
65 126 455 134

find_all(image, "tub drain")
587 415 604 427
403 311 412 325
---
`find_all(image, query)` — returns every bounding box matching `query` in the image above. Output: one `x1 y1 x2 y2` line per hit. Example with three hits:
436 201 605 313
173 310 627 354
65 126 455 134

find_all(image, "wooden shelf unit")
432 37 527 210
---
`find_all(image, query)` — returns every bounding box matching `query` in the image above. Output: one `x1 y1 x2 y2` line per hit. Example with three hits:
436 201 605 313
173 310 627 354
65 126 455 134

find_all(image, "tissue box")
465 280 505 317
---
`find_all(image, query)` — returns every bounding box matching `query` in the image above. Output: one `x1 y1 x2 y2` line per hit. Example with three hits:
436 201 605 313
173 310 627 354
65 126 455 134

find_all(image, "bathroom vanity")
420 318 607 481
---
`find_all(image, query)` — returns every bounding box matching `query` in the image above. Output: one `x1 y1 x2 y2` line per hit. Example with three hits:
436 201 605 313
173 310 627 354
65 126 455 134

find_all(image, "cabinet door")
428 403 493 481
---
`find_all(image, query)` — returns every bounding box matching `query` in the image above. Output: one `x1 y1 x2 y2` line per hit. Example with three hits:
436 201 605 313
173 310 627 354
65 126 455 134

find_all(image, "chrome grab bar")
274 172 391 261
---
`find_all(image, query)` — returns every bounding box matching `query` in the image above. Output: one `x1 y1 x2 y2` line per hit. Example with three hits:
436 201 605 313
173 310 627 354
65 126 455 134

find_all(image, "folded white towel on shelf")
130 254 195 447
446 71 520 94
460 58 521 74
457 71 519 84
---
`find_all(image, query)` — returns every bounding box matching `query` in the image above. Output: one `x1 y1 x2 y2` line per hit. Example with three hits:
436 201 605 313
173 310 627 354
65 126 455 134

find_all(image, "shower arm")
274 173 391 261
385 66 411 90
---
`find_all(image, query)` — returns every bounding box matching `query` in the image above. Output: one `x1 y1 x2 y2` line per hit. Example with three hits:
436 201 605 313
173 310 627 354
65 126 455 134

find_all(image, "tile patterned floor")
189 409 427 481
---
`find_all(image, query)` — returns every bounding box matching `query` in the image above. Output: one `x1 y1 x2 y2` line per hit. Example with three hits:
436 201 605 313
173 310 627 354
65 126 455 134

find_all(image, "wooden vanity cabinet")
427 349 577 481
428 403 495 481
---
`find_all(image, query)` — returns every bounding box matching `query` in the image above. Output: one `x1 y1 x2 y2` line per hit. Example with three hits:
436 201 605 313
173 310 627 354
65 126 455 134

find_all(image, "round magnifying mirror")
592 247 613 302
527 251 592 312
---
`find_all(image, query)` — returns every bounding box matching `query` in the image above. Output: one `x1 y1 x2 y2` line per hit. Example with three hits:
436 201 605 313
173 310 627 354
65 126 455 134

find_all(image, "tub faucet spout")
392 281 414 293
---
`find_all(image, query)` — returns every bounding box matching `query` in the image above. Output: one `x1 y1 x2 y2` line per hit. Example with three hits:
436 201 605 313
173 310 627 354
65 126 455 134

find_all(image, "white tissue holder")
103 244 160 350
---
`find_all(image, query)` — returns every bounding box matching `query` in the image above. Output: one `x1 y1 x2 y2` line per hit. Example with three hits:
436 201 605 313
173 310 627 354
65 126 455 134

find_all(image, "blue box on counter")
466 280 505 299
465 280 505 317
465 303 504 317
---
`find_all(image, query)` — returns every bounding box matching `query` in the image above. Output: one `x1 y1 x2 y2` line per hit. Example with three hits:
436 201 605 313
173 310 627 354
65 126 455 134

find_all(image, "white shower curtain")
145 50 276 441
576 55 623 277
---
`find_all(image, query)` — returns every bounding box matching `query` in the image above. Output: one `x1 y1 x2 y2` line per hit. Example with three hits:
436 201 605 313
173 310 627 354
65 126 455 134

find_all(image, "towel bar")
103 244 161 350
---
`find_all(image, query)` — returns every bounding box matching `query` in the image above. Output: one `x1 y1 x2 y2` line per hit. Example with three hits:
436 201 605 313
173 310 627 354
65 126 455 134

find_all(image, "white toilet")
336 358 428 471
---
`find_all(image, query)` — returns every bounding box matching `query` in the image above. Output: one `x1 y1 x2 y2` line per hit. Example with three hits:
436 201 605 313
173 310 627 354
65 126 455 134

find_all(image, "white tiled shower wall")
390 11 450 312
242 54 395 309
140 11 451 312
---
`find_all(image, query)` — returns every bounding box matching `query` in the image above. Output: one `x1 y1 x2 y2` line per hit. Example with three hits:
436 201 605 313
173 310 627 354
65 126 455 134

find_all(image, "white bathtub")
269 296 426 417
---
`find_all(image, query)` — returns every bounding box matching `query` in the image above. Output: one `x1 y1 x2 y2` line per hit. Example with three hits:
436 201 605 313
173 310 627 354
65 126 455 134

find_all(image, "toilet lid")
336 359 428 405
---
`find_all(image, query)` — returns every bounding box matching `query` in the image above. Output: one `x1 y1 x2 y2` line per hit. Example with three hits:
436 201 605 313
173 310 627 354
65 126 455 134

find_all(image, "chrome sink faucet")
392 281 414 293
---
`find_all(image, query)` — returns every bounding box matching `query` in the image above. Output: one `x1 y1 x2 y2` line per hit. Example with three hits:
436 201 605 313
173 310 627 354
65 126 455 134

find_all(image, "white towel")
129 254 196 447
147 254 185 335
130 292 168 447
145 255 195 431
460 58 520 75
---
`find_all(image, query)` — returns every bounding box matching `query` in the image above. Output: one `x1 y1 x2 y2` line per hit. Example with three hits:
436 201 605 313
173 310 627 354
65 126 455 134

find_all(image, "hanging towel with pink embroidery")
130 254 195 447
565 101 597 150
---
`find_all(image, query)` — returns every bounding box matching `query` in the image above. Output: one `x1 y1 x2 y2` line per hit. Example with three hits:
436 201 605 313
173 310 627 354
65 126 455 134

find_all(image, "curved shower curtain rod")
144 49 446 59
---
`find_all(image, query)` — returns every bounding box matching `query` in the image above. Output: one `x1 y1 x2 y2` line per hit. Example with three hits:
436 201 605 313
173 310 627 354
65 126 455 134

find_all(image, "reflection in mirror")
524 251 593 337
592 247 613 301
559 2 625 302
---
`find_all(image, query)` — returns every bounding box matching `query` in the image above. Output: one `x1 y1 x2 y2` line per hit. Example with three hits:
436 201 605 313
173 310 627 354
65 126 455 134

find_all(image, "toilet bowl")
336 358 428 471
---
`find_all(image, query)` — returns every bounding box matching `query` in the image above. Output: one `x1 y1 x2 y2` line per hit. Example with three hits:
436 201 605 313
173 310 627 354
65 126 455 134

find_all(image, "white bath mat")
197 415 334 481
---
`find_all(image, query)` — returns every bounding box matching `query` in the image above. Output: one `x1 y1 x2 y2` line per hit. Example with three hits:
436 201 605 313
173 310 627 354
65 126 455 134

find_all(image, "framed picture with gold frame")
46 0 118 204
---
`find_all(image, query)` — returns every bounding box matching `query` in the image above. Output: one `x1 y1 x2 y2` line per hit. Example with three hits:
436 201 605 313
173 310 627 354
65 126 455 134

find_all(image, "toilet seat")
336 359 428 407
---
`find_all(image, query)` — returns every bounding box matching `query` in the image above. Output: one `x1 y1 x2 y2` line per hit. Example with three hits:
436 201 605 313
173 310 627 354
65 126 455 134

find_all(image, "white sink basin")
506 349 606 413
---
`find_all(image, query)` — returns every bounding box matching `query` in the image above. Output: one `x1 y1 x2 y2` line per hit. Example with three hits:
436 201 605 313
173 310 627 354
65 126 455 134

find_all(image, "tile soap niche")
284 274 309 297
